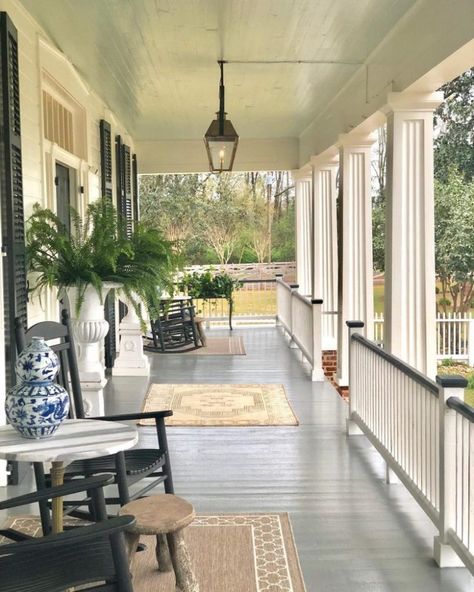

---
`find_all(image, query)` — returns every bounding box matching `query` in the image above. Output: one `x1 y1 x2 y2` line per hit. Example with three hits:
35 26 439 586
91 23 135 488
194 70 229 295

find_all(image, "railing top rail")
446 396 474 422
293 291 311 306
240 278 276 285
276 277 293 291
352 333 439 396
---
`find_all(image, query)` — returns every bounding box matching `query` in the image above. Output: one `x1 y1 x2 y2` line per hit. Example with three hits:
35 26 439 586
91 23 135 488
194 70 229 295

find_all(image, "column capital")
383 91 443 114
311 147 339 169
292 166 312 181
337 131 377 149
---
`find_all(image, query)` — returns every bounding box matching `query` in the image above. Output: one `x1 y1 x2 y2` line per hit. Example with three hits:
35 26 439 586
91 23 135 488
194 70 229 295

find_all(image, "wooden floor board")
2 326 472 590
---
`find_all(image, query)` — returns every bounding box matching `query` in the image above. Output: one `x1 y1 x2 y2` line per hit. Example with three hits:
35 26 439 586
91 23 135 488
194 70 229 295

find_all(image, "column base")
433 536 464 568
112 364 150 377
311 367 325 382
346 418 363 435
80 378 107 417
385 464 401 484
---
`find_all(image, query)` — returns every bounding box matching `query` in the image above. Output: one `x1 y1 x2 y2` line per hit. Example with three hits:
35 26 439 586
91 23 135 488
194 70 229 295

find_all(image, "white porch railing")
374 312 474 364
276 276 324 381
347 321 474 573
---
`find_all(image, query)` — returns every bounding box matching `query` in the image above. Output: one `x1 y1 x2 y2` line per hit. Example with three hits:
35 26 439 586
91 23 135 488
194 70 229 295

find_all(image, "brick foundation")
322 350 349 399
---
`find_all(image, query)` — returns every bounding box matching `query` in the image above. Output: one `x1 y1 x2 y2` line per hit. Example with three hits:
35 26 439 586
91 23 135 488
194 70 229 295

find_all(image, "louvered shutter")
0 12 27 388
123 145 133 236
116 136 133 236
132 153 139 222
99 119 113 199
115 137 133 321
100 119 117 369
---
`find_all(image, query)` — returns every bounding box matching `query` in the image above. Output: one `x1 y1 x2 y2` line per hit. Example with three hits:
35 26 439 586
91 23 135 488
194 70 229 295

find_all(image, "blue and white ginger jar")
5 336 70 439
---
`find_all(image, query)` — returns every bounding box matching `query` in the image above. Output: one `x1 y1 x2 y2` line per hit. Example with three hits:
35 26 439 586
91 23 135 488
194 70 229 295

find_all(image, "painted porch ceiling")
20 0 417 141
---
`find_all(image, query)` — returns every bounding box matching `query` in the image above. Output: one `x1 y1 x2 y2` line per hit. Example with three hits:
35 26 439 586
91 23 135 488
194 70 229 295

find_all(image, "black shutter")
116 136 132 236
99 119 113 199
0 12 27 388
115 137 133 322
100 119 116 369
132 153 139 222
123 145 133 236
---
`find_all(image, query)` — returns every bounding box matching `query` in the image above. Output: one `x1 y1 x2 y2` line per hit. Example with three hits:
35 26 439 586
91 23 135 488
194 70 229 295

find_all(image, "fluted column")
384 92 442 378
294 173 313 296
311 149 339 350
336 133 376 387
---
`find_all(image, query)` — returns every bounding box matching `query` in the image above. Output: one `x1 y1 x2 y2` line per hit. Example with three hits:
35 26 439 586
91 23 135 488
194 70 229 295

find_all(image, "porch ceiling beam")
299 0 474 167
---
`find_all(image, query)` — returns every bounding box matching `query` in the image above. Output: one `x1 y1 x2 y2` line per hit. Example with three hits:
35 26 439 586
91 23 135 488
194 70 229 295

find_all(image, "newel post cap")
346 320 364 328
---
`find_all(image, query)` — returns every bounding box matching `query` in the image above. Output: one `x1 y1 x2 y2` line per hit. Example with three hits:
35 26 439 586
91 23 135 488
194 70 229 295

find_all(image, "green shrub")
440 358 458 367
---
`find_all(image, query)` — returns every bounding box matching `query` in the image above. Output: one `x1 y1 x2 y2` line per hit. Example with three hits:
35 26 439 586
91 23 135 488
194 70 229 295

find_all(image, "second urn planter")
66 282 121 416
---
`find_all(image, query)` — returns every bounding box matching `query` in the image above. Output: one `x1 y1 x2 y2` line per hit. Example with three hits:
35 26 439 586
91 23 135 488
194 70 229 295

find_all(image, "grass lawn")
194 289 277 318
374 284 384 314
465 389 474 407
373 280 474 316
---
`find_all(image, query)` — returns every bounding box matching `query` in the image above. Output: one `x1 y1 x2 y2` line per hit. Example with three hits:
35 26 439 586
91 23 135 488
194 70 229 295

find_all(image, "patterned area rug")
140 383 299 426
1 514 306 592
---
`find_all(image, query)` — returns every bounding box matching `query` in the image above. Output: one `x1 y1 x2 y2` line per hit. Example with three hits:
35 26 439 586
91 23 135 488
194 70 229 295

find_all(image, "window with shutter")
100 119 117 369
0 12 27 388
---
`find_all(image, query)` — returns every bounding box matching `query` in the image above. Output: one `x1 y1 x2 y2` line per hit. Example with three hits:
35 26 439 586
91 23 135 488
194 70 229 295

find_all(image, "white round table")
0 419 138 533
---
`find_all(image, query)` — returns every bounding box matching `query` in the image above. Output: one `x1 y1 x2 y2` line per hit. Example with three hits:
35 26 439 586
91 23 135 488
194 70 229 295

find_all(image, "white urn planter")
66 282 121 416
112 293 150 377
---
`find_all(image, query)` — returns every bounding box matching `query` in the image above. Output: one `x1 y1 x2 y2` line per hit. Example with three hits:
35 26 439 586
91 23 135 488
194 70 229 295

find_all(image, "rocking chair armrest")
96 410 173 422
0 474 115 510
0 515 135 556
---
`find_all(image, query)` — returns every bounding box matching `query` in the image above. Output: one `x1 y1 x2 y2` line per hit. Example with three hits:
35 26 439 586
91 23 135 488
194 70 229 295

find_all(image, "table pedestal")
50 461 65 534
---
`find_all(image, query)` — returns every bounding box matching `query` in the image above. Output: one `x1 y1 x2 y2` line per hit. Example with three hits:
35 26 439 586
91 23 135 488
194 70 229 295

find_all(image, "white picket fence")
374 312 474 365
347 322 474 574
276 277 324 381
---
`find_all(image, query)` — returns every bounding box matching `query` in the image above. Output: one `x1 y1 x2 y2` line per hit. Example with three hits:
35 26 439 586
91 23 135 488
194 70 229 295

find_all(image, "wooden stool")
194 316 207 347
119 494 199 592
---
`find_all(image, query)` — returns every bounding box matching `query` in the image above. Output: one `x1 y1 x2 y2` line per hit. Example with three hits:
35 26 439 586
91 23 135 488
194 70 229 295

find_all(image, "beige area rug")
1 513 306 592
185 336 246 355
140 383 299 427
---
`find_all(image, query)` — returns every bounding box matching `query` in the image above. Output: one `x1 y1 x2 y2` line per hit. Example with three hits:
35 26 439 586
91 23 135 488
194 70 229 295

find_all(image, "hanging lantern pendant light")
203 60 239 172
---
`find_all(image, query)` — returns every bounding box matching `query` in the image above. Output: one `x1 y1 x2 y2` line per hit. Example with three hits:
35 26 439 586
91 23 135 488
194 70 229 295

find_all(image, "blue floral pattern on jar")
5 337 70 439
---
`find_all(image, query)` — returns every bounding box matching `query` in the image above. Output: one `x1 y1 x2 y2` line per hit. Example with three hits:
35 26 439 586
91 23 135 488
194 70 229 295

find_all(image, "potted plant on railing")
180 270 242 329
26 196 176 386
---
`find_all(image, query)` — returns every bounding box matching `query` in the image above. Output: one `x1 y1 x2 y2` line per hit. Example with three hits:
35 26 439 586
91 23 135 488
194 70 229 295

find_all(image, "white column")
294 174 312 296
336 133 376 386
312 150 339 350
384 92 442 379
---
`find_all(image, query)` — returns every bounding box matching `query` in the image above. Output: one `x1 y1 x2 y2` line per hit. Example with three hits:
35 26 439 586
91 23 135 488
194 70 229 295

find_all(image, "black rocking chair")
0 475 135 591
147 297 200 352
15 310 174 521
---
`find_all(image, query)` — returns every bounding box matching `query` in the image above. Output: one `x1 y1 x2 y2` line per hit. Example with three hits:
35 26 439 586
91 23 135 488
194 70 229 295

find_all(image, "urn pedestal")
67 282 121 416
112 295 150 377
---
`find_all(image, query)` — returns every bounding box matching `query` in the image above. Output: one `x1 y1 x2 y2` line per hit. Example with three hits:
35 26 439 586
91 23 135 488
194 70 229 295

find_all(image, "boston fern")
26 196 177 320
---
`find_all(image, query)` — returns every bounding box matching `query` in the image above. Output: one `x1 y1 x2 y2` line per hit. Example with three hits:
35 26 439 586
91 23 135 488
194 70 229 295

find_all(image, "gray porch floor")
107 326 472 591
2 326 473 590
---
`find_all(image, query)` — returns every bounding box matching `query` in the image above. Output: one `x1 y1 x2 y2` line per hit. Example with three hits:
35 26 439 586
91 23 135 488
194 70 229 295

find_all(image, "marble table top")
0 419 138 463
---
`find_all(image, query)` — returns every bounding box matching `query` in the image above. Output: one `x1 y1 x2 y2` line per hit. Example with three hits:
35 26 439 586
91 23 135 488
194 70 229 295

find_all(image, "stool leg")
124 532 140 566
167 530 199 592
155 533 173 572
